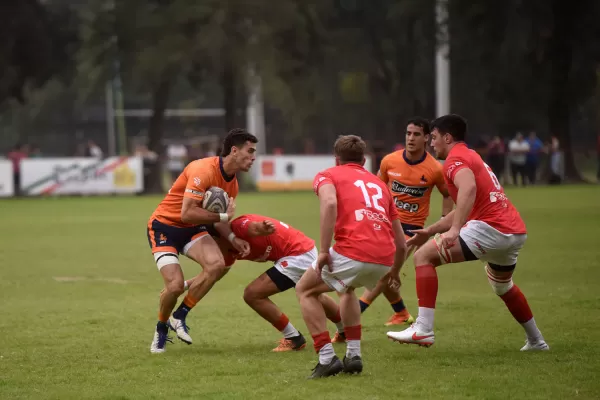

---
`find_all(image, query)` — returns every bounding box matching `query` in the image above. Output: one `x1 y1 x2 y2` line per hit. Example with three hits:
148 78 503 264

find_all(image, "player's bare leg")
243 273 306 352
387 234 465 347
319 294 346 343
150 261 183 353
338 289 363 374
484 264 548 351
359 245 415 325
169 236 230 344
296 267 343 378
360 279 414 326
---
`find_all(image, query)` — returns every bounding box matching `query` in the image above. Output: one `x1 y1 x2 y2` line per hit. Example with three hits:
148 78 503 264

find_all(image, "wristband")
228 232 236 243
219 213 229 223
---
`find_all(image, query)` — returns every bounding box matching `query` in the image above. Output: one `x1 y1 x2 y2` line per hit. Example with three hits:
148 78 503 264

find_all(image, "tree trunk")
546 0 583 182
145 72 172 194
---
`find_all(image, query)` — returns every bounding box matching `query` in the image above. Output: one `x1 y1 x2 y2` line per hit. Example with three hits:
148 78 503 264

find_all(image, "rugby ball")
202 186 229 213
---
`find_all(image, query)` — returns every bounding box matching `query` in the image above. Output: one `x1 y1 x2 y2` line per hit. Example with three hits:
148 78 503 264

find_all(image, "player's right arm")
434 167 454 217
377 156 390 184
313 172 337 272
180 167 234 225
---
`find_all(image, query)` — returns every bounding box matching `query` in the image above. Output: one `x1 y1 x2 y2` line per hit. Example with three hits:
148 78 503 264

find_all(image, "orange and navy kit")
378 150 447 236
147 156 239 254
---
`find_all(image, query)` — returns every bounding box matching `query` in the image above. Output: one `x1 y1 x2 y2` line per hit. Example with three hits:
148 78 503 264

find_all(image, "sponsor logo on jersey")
254 245 272 262
193 177 202 187
388 171 402 177
354 209 390 223
390 181 428 197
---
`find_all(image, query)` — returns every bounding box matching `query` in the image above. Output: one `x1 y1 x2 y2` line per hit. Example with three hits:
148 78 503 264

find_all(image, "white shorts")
274 247 318 284
314 248 390 293
459 220 527 267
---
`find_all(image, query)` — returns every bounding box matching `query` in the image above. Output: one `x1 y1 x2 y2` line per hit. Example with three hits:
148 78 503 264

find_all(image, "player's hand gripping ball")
202 186 230 213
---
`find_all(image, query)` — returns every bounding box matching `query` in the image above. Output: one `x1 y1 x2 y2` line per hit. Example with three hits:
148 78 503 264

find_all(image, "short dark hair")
220 128 258 157
431 114 467 141
407 117 431 135
334 135 366 164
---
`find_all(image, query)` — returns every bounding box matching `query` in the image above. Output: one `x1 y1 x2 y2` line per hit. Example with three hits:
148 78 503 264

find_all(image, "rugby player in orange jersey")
183 214 346 352
147 128 256 353
337 118 453 337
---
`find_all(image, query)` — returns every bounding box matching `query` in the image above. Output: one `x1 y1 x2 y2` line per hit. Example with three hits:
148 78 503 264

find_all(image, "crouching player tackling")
184 214 345 352
296 135 408 379
147 129 257 353
386 115 548 351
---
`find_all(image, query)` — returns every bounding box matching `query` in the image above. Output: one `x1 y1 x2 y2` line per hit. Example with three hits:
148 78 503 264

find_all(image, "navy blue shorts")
146 219 215 254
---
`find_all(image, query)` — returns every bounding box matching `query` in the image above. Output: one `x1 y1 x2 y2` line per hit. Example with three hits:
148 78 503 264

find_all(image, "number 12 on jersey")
354 179 385 212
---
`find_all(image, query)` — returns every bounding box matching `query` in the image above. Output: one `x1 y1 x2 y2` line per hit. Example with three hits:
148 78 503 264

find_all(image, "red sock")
416 264 438 308
345 325 361 341
328 309 341 324
273 313 289 331
311 331 331 353
500 285 533 323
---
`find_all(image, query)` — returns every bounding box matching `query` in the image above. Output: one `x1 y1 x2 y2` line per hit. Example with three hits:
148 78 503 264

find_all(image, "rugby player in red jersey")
296 135 408 378
387 115 548 351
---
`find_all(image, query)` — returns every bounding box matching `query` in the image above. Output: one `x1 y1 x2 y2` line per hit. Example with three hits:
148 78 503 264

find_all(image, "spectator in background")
508 132 530 186
134 144 158 191
166 141 188 183
8 143 29 195
549 136 562 184
526 131 544 184
486 136 506 182
86 140 103 158
29 145 42 158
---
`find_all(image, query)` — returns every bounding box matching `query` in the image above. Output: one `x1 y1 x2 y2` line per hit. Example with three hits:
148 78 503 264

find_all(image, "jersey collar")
402 149 428 166
219 157 236 182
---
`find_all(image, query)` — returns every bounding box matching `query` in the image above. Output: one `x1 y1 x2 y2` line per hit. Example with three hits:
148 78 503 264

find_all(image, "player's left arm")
449 168 476 232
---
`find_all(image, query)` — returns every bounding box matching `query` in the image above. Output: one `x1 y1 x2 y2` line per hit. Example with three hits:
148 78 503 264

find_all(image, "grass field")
1 186 600 399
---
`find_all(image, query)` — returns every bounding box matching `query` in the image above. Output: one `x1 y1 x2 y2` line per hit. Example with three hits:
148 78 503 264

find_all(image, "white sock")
318 343 335 364
281 322 300 339
346 340 361 358
521 318 543 342
415 307 435 332
334 321 344 333
183 281 189 291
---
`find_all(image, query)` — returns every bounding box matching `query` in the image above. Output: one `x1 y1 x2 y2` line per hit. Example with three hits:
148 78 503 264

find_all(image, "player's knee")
243 285 260 305
203 259 230 282
485 264 514 296
165 279 185 296
413 247 432 266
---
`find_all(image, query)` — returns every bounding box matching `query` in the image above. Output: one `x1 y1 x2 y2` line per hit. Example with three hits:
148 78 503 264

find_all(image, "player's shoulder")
186 156 218 172
381 150 405 165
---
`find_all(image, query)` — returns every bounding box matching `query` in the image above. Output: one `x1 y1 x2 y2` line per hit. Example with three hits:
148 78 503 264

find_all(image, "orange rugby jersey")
378 150 446 227
150 156 239 228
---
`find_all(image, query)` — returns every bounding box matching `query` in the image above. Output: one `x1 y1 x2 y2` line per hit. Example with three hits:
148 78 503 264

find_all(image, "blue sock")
156 321 169 334
390 298 406 313
172 302 191 320
359 299 370 313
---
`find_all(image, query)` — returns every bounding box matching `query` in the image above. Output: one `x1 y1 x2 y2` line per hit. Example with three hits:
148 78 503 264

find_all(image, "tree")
450 0 600 181
0 0 75 106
